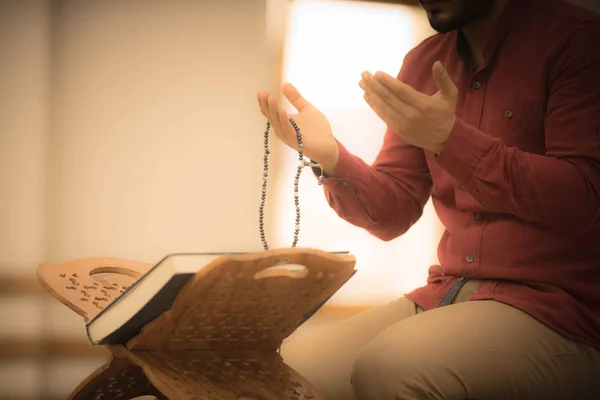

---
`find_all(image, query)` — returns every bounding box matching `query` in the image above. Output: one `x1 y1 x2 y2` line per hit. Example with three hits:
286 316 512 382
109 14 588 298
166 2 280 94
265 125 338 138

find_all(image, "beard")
419 0 496 33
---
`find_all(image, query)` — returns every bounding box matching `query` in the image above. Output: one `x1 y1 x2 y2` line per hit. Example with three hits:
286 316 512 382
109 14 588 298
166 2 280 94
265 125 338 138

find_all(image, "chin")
427 12 462 33
430 21 460 33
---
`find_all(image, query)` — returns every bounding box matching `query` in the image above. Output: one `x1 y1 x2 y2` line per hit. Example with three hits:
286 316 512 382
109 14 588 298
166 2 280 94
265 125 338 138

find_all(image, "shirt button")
466 255 474 263
472 81 481 90
505 109 513 119
340 181 348 187
475 213 484 220
458 184 464 190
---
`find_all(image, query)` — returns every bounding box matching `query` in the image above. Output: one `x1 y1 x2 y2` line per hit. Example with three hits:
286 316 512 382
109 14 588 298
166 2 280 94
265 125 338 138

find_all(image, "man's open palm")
359 61 458 155
257 83 339 172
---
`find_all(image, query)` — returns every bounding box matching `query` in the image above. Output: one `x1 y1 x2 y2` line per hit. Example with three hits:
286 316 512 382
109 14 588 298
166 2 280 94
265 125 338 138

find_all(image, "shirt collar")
454 0 525 68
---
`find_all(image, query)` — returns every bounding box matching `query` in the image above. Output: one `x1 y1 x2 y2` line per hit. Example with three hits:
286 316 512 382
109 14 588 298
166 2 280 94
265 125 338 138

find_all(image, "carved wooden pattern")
116 347 325 400
127 249 356 352
37 248 356 400
37 257 153 321
67 356 166 400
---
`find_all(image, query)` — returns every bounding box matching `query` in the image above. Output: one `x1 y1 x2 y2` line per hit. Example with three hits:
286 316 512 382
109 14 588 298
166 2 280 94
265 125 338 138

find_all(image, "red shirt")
321 0 600 349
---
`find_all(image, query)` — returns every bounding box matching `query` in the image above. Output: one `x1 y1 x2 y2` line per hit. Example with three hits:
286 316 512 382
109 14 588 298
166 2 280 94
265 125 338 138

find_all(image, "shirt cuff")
311 140 355 189
434 117 495 186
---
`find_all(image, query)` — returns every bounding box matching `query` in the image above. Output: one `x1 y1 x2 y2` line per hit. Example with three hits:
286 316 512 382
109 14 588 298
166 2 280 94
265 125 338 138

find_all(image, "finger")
363 91 401 131
432 61 458 100
267 96 286 137
257 91 269 118
277 108 299 149
364 93 396 133
282 83 311 112
360 72 397 108
360 72 414 119
260 91 273 119
373 71 426 106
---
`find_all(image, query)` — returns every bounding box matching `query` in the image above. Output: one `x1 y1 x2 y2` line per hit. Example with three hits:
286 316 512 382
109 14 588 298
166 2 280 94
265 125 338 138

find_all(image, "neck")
461 0 510 68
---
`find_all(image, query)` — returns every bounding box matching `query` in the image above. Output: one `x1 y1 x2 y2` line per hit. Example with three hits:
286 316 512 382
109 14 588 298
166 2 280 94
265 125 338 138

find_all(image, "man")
256 0 600 398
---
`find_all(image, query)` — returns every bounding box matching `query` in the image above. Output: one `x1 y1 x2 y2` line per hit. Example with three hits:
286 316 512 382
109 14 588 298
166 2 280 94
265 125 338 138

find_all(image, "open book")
37 247 356 399
86 252 242 345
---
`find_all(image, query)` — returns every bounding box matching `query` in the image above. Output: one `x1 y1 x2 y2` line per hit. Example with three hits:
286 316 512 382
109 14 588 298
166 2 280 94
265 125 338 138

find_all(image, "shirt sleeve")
435 21 600 235
317 47 433 241
320 131 432 241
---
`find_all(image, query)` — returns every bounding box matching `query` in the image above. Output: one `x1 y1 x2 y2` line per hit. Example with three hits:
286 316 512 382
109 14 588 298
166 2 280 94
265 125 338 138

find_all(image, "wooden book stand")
37 248 356 399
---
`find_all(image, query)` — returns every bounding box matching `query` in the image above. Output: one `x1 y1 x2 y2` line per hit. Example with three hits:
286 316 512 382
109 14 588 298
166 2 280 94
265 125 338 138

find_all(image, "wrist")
319 142 340 177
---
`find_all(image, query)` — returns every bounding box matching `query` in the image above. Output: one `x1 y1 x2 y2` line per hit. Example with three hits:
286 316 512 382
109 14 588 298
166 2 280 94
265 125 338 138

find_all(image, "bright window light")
273 0 443 306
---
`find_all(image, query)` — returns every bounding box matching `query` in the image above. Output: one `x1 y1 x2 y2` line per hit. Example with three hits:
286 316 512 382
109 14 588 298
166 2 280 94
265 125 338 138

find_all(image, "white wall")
46 0 286 264
0 1 289 398
0 4 51 394
0 0 51 277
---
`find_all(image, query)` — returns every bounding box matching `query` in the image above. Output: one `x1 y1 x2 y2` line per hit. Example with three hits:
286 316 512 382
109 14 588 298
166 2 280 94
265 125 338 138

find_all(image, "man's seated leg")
281 296 423 400
351 299 600 400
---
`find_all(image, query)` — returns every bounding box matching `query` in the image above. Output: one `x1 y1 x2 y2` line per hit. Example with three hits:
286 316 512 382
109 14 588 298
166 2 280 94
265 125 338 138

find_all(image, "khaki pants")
281 280 600 400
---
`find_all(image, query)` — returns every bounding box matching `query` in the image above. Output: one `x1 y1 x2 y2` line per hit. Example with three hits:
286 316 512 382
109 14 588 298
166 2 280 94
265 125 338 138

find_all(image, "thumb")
432 61 457 99
282 82 311 112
